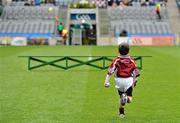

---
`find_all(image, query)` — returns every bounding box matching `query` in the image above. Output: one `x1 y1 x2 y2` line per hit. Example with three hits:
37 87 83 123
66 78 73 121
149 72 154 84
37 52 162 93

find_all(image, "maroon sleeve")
107 58 118 75
131 57 140 77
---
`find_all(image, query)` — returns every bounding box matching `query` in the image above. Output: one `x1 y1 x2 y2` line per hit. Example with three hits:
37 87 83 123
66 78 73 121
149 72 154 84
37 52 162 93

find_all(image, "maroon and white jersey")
107 55 139 78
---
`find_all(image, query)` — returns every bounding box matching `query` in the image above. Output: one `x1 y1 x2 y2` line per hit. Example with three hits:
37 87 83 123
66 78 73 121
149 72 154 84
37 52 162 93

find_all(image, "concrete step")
167 0 180 34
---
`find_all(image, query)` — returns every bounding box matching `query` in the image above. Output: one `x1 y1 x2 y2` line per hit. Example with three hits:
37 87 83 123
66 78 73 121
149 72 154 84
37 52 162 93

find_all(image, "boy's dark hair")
119 42 129 55
119 30 128 37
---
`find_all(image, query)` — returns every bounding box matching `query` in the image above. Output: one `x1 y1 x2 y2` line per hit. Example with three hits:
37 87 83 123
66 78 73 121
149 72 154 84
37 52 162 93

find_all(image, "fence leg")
28 57 31 70
66 57 68 70
103 57 105 69
140 56 143 70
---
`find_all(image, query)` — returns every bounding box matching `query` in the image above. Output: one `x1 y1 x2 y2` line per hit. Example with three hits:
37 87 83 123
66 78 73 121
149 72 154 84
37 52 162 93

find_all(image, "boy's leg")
118 86 133 117
118 91 125 116
126 86 133 103
119 100 125 118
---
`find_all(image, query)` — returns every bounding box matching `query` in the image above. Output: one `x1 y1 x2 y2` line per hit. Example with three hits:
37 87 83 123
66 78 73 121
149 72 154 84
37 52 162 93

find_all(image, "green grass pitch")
0 46 180 123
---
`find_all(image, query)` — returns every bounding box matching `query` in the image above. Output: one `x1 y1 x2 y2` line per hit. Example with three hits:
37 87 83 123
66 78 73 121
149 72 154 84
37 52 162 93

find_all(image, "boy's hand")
104 82 110 88
133 78 138 87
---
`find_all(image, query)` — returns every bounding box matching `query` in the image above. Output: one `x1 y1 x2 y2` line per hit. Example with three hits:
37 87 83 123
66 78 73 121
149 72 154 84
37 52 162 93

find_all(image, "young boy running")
104 42 140 118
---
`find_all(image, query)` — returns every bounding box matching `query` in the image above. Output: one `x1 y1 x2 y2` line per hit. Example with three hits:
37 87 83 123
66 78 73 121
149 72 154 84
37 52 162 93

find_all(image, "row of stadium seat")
0 20 55 33
108 7 168 21
3 6 58 20
107 5 172 35
10 1 26 6
10 1 56 6
107 0 167 7
111 21 172 35
56 0 73 6
9 0 107 8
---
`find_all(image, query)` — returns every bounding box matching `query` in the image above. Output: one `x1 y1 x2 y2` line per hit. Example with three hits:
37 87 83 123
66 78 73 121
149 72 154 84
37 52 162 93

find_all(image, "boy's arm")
104 59 117 88
132 68 140 87
130 57 140 87
104 74 111 87
133 68 140 77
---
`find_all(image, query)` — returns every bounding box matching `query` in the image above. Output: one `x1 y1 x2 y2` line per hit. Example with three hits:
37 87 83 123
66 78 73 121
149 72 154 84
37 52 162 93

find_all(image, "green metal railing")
19 56 151 70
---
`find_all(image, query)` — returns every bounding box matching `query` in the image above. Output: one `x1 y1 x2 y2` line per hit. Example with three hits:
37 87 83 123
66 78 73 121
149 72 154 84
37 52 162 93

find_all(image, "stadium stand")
108 7 168 21
107 5 172 36
0 20 55 37
0 5 58 37
8 0 74 7
111 21 171 35
3 6 58 20
107 0 167 7
55 0 73 6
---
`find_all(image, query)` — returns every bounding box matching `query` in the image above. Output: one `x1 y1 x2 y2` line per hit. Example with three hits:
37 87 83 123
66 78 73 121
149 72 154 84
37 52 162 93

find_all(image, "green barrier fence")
19 56 151 70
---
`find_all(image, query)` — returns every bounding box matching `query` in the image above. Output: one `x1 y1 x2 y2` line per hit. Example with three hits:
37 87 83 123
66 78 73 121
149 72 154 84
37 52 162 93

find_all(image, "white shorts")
115 77 133 92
